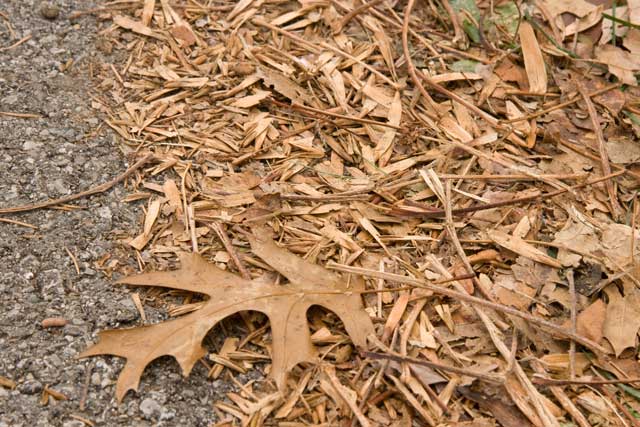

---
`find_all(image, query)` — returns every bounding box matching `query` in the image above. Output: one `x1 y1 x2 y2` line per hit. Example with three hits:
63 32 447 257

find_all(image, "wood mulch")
5 0 640 425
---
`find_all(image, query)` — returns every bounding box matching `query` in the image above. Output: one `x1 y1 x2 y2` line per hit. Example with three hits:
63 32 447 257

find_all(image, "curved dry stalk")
327 262 611 356
401 0 439 118
366 351 504 384
333 0 386 34
0 154 155 215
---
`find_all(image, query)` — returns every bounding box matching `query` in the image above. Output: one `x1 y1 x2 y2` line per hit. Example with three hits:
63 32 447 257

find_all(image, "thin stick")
334 0 386 34
0 34 32 52
530 361 591 427
208 222 251 280
65 246 81 275
598 383 640 427
503 83 620 124
365 351 504 384
580 85 623 220
319 41 401 89
428 256 560 427
441 0 464 43
0 217 38 229
381 172 587 194
444 138 569 190
252 17 320 53
632 197 638 267
280 194 370 202
402 0 440 118
567 270 577 381
397 170 625 218
557 137 640 182
327 263 611 355
78 360 94 411
269 99 401 129
0 111 41 119
0 154 155 215
231 122 316 166
532 376 640 386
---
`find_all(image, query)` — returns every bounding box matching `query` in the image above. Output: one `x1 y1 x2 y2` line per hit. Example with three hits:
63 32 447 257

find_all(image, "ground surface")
0 2 225 425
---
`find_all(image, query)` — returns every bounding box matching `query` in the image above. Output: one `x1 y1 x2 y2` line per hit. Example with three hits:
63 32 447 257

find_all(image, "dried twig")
579 85 623 220
530 361 591 427
328 263 610 355
402 0 440 118
0 154 155 215
209 221 251 280
0 110 40 119
503 83 620 124
395 170 625 218
365 351 504 384
334 0 386 33
533 376 640 386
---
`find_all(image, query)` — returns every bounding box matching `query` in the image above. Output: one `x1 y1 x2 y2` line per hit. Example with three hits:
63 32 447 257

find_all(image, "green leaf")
602 12 640 30
462 20 481 43
494 3 520 37
625 110 640 127
449 0 481 43
450 59 480 73
450 0 480 21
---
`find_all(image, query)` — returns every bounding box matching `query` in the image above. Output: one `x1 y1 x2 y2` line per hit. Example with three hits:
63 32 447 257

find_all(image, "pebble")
140 397 162 419
39 2 60 20
116 298 138 323
22 141 41 151
97 206 112 221
18 380 43 395
90 373 100 387
2 94 18 105
63 325 84 336
160 408 176 421
47 354 62 367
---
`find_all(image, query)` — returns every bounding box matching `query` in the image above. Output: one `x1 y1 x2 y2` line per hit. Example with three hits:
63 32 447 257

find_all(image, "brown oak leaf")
603 285 640 357
80 230 374 401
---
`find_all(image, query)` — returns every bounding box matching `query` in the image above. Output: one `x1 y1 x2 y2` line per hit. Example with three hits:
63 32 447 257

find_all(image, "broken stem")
0 154 155 215
365 351 504 384
400 170 625 218
580 85 623 220
327 262 611 355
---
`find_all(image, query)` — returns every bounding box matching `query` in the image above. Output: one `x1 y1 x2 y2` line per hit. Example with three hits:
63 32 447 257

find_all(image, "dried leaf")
518 21 547 94
113 15 164 40
323 365 371 427
603 285 640 357
257 68 312 104
487 229 561 268
606 137 640 164
81 229 374 400
575 299 606 344
595 45 640 86
458 387 535 427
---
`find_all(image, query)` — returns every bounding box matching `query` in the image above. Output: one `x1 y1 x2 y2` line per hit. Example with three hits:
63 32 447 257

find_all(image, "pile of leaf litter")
75 0 640 425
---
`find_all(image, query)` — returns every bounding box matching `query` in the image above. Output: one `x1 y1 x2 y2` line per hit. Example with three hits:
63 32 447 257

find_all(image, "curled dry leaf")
561 299 606 344
487 229 561 269
518 21 547 94
603 285 640 357
553 217 640 270
80 229 374 401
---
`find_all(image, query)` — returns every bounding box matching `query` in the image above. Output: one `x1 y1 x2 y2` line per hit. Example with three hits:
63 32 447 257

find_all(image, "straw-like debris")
63 0 640 425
